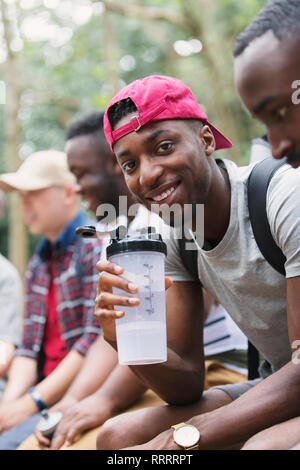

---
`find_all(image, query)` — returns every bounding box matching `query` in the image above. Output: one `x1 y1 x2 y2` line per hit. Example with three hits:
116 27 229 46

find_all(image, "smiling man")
92 75 300 450
234 0 300 168
65 112 125 216
24 112 247 452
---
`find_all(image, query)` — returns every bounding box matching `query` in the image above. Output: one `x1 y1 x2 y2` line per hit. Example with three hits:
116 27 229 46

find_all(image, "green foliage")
0 0 270 261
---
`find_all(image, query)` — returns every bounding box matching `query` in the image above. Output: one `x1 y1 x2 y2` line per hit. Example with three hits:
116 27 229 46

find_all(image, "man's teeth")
152 185 176 202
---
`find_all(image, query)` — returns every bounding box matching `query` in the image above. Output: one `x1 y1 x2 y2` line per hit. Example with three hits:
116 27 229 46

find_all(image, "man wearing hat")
0 150 101 449
93 75 300 450
18 112 245 451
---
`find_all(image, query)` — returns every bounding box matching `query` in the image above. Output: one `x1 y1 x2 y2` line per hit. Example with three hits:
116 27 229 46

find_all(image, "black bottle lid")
106 226 167 258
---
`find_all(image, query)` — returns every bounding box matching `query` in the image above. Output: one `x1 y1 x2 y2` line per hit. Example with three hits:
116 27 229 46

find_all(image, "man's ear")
64 184 78 204
199 125 216 156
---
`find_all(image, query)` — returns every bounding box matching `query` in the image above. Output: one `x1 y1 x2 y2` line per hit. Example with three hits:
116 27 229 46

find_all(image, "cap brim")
0 174 51 192
207 121 233 151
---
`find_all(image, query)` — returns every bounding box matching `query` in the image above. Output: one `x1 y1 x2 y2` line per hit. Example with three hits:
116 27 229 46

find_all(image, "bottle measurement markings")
143 263 155 314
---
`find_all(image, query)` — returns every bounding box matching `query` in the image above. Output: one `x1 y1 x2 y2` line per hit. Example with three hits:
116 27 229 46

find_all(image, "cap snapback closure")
130 116 141 132
111 99 167 144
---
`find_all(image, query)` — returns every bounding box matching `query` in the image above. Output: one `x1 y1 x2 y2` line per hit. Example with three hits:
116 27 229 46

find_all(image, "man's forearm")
191 361 300 449
0 341 15 379
100 280 205 406
94 364 147 415
35 350 84 406
1 356 37 404
63 335 118 402
130 348 204 406
102 337 204 406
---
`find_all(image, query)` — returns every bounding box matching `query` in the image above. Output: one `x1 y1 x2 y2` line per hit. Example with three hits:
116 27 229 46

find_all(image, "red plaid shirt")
16 212 102 373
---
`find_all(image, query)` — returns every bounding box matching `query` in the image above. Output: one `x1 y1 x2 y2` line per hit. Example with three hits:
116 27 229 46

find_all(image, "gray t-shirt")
101 207 248 372
164 159 300 374
131 206 248 365
0 253 22 397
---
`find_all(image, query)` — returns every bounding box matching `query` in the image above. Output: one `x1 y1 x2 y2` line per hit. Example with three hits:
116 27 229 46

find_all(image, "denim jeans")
0 413 41 450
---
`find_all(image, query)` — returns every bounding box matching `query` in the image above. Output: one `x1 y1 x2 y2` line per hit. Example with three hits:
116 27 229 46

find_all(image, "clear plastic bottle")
107 227 167 365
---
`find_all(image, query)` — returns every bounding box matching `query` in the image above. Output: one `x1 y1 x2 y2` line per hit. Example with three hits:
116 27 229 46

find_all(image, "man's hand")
95 259 172 344
35 396 78 449
49 393 117 449
95 259 140 344
0 394 37 433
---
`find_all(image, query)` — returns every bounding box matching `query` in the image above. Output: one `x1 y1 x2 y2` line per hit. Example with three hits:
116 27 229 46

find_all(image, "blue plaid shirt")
16 212 102 372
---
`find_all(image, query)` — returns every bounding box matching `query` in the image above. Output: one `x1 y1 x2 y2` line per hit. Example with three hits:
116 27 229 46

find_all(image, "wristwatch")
172 422 200 450
28 386 47 412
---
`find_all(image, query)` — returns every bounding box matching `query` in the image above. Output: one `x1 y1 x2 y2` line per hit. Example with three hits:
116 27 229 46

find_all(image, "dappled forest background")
0 0 267 278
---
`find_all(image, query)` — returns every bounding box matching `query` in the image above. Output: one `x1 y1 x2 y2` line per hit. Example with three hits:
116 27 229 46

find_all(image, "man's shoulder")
0 253 21 284
220 157 254 184
269 163 300 188
267 164 300 210
266 164 300 226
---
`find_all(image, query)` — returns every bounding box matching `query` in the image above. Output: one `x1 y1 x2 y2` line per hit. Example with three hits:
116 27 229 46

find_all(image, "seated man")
0 151 101 449
233 0 300 450
0 191 22 400
20 112 247 450
234 0 300 170
93 74 300 450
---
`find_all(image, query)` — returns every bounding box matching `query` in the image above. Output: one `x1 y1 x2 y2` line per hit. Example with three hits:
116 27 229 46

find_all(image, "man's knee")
96 414 139 450
241 442 273 450
97 409 153 450
241 437 280 451
97 417 121 450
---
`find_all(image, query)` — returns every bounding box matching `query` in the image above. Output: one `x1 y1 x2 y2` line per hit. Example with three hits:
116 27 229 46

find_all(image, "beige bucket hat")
0 150 75 192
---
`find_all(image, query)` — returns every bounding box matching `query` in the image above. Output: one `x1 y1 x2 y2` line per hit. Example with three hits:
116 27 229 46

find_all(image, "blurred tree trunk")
0 0 27 279
180 0 240 158
103 6 120 95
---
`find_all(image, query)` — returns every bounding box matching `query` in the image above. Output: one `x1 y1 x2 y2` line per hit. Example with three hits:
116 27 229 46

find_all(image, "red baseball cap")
104 75 232 152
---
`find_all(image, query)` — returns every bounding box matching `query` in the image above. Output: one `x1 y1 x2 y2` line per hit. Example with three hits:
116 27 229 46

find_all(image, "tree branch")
0 0 14 63
100 0 187 29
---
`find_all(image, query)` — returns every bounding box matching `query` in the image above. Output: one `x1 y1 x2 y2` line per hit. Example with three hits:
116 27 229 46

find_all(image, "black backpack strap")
178 233 201 284
247 157 287 276
247 157 287 379
247 341 261 380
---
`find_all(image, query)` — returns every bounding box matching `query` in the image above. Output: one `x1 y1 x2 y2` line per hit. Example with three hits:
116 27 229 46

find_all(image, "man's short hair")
108 98 138 130
66 111 105 140
233 0 300 58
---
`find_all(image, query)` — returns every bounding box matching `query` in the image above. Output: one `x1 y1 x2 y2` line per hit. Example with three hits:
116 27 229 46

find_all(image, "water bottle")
107 227 167 365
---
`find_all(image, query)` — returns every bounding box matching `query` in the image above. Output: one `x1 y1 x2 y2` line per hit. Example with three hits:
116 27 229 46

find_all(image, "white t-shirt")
250 137 272 164
0 253 22 397
164 159 300 374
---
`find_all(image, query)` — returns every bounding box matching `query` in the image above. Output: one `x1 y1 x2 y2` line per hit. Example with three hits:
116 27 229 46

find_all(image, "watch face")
174 424 200 447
